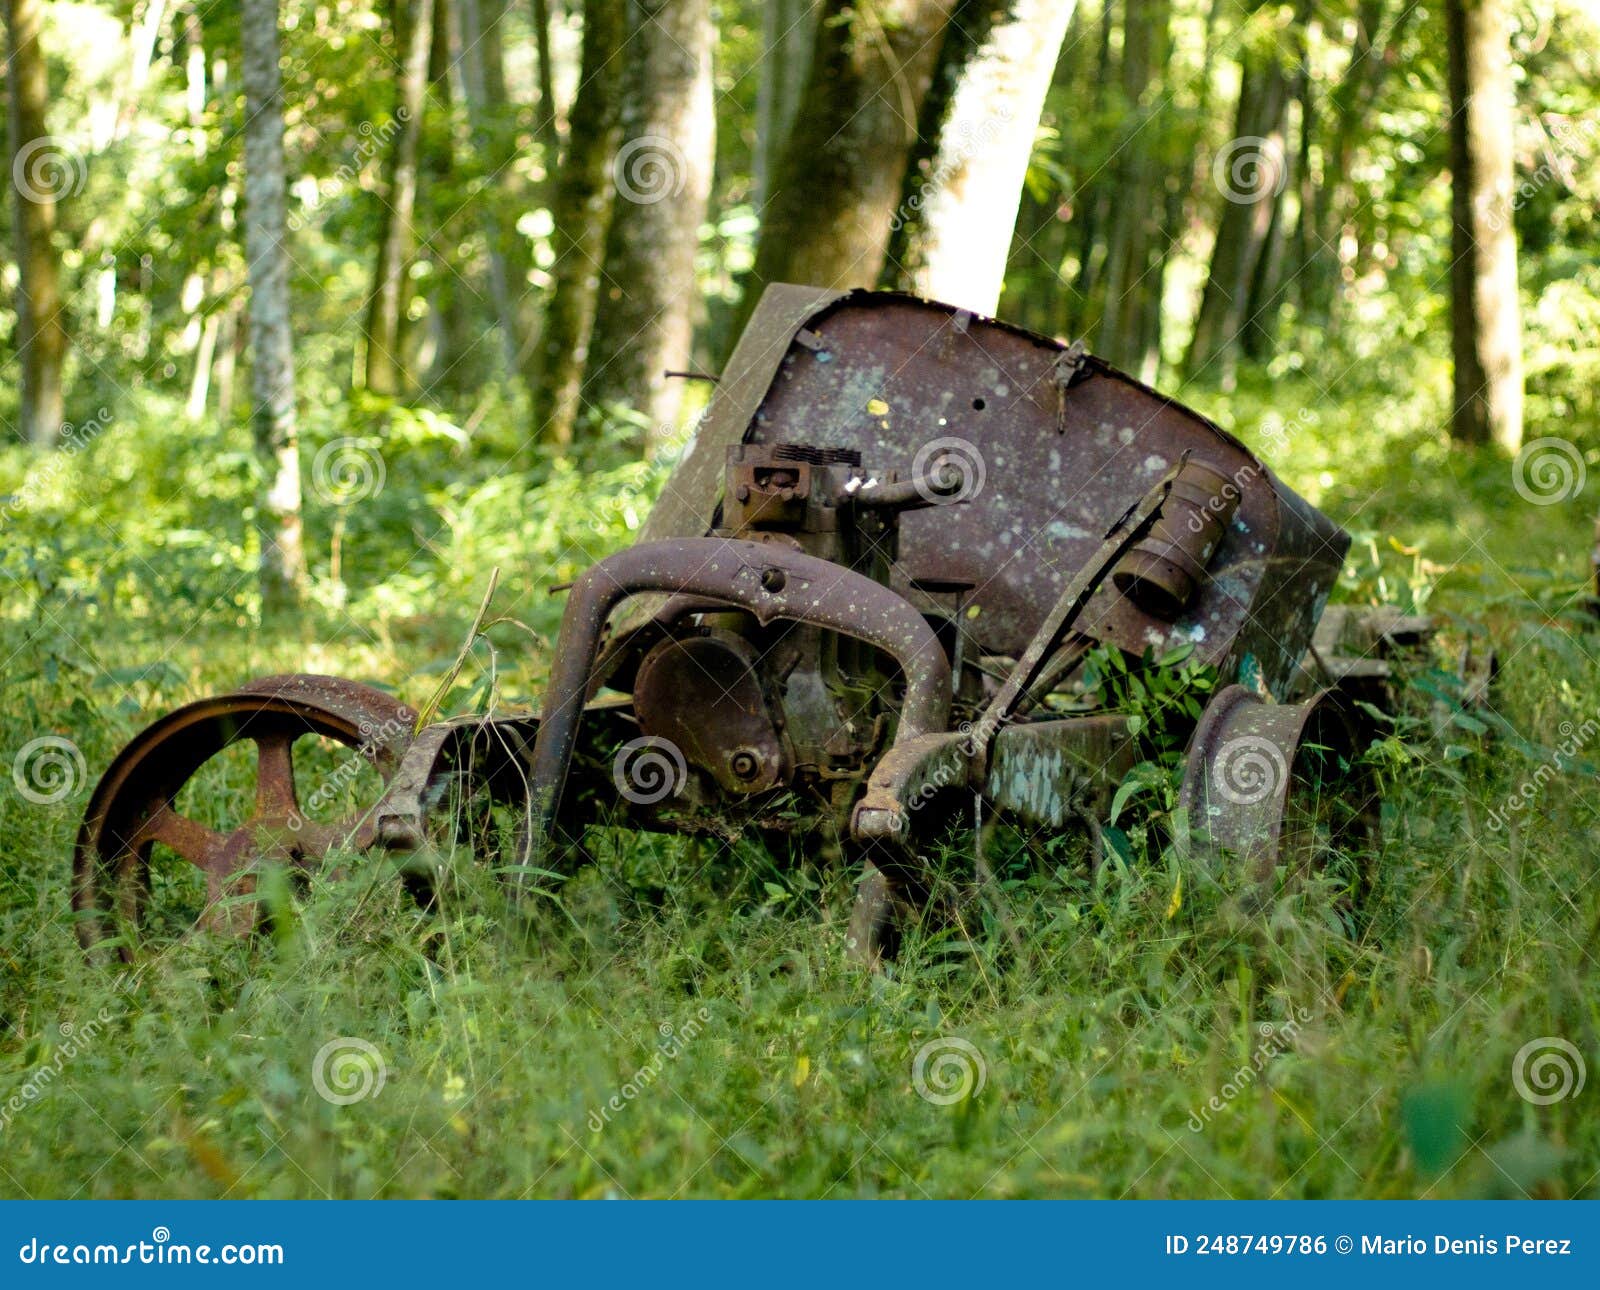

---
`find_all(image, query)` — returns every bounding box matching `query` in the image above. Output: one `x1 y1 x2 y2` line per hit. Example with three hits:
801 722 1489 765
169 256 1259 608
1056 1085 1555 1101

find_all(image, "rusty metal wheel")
73 674 414 959
1179 684 1379 884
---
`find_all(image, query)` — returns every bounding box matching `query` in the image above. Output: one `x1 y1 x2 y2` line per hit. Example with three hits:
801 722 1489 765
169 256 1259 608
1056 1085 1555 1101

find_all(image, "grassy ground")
1 368 1597 1199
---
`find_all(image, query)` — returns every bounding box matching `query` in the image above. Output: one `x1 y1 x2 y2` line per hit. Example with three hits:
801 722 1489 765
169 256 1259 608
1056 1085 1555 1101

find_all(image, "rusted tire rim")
73 674 414 960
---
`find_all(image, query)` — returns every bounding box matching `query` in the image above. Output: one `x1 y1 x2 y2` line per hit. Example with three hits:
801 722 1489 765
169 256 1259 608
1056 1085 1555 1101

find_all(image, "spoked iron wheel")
73 675 414 960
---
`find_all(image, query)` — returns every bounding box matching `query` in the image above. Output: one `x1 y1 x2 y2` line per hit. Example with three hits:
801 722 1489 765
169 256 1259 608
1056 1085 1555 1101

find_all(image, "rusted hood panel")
645 286 1348 696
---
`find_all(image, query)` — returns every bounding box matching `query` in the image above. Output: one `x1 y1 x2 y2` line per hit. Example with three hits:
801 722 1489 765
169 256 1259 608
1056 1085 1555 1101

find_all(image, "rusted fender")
1178 683 1376 876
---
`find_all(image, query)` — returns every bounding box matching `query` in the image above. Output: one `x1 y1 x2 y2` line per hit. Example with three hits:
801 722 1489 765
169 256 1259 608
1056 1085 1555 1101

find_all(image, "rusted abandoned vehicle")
75 284 1399 962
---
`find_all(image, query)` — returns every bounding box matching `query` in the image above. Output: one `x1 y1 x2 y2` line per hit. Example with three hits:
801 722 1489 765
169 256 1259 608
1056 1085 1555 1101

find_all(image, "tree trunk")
362 0 436 396
737 0 957 332
114 0 170 143
6 0 67 445
880 0 1076 318
456 0 525 375
241 0 305 611
1313 0 1414 326
1446 0 1522 449
1240 3 1312 361
530 0 561 159
1096 0 1170 376
753 0 816 211
1184 15 1293 385
415 0 472 390
529 0 625 446
1069 0 1117 327
581 0 716 453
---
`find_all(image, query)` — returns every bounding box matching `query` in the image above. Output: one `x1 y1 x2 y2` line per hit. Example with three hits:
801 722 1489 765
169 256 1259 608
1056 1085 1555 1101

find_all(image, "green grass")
1 372 1598 1198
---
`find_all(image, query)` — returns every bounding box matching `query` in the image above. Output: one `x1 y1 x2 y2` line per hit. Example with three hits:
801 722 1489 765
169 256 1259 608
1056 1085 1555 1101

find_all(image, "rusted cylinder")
1112 459 1241 620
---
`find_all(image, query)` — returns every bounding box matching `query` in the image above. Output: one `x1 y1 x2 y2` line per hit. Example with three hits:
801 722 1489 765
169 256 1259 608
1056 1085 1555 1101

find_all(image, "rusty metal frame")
523 535 952 855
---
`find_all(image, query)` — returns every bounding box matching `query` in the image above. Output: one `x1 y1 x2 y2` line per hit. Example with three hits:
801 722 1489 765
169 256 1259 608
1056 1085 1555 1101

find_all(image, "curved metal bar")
1178 683 1377 878
525 537 952 853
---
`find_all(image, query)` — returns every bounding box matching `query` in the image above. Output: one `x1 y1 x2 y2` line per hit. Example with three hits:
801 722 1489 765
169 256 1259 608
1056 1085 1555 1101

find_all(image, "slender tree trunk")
113 0 170 143
1313 0 1413 326
215 300 240 429
881 0 1076 318
1184 16 1293 385
184 3 207 158
753 0 817 211
529 0 561 159
457 0 525 374
1286 41 1315 317
581 0 716 453
1001 1 1082 336
362 0 436 396
1240 4 1312 360
737 0 958 333
1070 0 1116 328
241 0 305 611
1446 0 1522 449
479 0 534 350
6 0 67 445
529 0 625 446
1097 0 1169 375
417 0 477 390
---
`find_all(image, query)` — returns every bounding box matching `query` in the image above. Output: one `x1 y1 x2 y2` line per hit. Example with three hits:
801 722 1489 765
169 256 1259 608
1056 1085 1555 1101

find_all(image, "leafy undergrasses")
1 374 1597 1198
